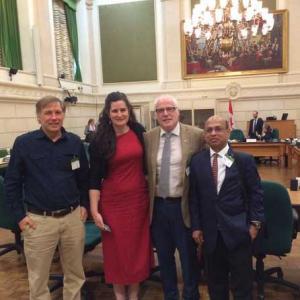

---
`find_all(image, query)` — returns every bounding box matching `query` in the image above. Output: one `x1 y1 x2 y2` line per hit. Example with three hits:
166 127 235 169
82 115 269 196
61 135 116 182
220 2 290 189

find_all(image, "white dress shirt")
210 144 230 194
156 122 182 197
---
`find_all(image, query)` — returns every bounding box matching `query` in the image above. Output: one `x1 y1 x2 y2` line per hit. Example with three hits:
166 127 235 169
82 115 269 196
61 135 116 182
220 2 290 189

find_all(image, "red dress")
100 129 153 284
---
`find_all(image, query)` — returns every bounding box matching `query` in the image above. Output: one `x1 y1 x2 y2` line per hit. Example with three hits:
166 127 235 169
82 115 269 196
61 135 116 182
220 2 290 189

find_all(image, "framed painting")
181 10 288 79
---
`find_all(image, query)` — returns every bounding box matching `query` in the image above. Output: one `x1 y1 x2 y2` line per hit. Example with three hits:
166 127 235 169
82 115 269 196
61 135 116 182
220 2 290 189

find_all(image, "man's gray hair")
154 95 179 108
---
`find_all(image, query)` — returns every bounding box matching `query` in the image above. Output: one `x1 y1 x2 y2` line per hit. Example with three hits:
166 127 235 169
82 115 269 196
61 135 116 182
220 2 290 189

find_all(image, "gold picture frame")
181 10 288 79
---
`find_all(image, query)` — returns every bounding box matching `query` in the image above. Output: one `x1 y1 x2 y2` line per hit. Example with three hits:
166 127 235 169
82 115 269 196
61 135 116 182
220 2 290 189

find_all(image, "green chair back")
0 149 8 158
272 128 280 140
84 221 101 253
229 129 245 142
260 180 293 255
0 176 18 231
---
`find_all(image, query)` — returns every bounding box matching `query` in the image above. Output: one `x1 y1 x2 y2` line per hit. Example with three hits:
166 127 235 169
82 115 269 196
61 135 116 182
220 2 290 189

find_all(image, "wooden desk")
285 145 300 174
246 120 296 139
288 188 300 206
292 147 300 176
267 120 296 139
230 142 287 166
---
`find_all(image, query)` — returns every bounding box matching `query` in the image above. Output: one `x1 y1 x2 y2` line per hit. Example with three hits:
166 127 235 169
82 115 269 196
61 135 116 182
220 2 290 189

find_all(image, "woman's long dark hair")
95 91 137 159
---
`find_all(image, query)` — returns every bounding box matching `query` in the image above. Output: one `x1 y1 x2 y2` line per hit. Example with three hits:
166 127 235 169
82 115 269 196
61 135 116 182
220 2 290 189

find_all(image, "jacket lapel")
180 124 190 183
151 127 160 185
218 147 235 196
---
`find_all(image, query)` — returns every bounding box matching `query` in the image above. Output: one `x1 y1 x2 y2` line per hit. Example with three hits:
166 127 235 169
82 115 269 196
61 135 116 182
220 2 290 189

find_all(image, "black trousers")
205 232 253 300
151 198 200 300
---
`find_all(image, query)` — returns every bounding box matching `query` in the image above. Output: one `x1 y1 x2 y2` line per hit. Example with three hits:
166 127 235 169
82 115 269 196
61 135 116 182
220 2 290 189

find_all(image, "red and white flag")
228 100 235 129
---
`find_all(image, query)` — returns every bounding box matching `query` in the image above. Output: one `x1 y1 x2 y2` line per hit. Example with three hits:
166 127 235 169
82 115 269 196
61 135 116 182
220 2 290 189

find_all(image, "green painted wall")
99 0 157 83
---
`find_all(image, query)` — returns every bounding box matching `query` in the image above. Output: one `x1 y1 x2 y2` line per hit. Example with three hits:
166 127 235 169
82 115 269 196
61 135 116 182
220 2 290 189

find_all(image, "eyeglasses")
155 106 177 114
205 126 226 134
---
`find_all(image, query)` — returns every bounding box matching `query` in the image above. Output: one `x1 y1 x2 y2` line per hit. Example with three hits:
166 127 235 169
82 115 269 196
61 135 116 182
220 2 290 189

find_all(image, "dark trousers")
205 232 253 300
151 198 200 300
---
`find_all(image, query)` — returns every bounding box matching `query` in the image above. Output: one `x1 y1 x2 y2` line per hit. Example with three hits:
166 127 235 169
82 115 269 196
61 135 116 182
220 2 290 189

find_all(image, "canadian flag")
228 99 235 129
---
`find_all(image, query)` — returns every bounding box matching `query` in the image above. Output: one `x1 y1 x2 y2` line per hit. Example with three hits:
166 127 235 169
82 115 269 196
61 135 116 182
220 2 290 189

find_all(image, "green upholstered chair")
229 129 245 142
263 128 280 164
254 180 300 299
0 176 23 256
272 128 280 140
49 221 103 296
0 165 7 177
0 148 8 158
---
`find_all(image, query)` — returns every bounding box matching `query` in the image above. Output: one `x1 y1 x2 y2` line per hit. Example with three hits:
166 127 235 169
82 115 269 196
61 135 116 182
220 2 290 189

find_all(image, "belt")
155 196 182 201
27 204 79 218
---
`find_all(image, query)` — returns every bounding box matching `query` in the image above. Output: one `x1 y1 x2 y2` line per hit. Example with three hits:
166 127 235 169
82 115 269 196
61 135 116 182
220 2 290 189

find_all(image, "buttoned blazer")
144 123 204 227
248 117 264 137
189 148 264 253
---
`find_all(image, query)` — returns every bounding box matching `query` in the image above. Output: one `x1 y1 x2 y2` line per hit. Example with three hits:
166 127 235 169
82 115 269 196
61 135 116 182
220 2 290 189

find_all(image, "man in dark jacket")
190 115 264 300
248 111 264 139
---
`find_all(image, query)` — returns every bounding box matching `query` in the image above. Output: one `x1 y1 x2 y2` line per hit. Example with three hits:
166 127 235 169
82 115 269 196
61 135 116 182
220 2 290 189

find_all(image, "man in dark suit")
248 111 264 139
190 115 264 300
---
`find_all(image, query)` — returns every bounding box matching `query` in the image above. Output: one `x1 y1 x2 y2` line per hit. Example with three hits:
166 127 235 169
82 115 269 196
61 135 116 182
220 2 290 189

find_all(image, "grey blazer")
144 123 205 227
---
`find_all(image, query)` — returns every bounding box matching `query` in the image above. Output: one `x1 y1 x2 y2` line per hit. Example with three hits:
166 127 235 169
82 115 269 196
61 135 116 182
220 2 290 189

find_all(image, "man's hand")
18 216 36 231
80 206 88 222
192 230 204 245
249 224 259 240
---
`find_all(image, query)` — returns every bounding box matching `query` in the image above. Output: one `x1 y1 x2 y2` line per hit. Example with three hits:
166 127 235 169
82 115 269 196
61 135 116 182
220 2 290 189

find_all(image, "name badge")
224 154 234 168
71 158 80 170
185 166 190 176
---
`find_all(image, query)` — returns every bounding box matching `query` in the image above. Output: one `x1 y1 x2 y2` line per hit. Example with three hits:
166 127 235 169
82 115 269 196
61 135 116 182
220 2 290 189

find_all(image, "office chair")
229 129 245 142
0 148 9 158
253 180 300 299
263 128 280 165
272 128 280 140
49 220 103 297
0 176 23 256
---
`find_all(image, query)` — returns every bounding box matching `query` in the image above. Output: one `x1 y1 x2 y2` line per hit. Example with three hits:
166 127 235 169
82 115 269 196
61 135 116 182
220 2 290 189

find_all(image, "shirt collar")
210 143 229 158
160 122 180 137
35 127 68 141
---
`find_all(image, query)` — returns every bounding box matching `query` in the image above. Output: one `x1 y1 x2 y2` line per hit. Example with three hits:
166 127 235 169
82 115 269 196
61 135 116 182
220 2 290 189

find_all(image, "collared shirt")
210 144 229 194
253 118 257 132
4 128 89 223
156 122 182 197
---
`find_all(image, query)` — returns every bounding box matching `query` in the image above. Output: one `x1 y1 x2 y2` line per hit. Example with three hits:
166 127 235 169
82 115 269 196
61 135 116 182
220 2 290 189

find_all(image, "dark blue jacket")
248 117 264 138
4 128 89 223
189 147 264 253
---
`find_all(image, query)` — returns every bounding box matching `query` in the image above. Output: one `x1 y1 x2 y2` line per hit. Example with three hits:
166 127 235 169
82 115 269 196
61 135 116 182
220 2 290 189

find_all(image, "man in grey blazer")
144 95 205 300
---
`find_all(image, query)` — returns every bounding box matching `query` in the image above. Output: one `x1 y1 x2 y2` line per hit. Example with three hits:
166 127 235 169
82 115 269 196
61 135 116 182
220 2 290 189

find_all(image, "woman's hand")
92 211 105 230
89 189 105 229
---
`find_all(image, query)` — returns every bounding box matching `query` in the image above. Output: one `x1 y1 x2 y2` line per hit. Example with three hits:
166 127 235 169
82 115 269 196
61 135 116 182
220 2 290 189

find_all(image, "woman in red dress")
89 92 152 300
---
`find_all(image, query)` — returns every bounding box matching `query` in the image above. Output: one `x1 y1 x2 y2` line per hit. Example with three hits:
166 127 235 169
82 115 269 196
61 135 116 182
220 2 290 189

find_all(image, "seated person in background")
248 111 264 139
84 118 96 143
261 123 275 142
